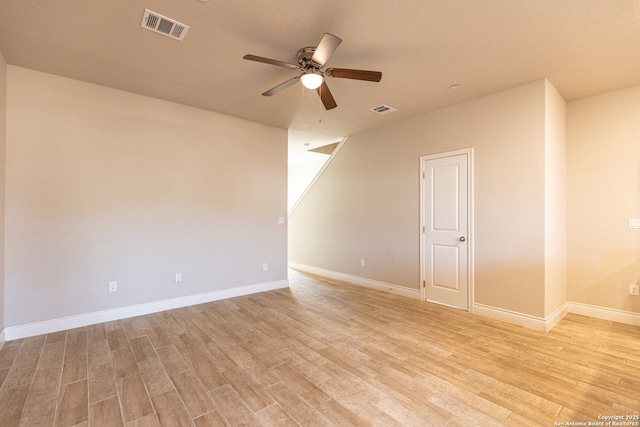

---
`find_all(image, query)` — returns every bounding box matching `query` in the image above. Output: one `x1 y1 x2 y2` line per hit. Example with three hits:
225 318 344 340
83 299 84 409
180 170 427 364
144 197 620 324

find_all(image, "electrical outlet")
263 263 268 272
630 284 639 296
109 281 117 292
175 273 182 283
360 259 365 267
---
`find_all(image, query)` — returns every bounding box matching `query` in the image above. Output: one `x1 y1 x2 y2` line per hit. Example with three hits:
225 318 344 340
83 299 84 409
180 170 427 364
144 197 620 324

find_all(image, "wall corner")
543 79 568 318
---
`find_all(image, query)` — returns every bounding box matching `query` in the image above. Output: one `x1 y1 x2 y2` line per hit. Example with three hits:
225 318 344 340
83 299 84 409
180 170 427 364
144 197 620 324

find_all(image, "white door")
421 150 471 310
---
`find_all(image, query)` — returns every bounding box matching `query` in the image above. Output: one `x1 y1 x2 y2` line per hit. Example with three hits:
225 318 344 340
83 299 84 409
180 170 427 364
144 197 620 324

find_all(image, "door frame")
419 148 474 312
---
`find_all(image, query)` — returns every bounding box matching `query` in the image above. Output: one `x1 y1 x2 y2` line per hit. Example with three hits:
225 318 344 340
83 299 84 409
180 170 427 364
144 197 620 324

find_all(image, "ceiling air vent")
141 9 189 41
370 104 397 115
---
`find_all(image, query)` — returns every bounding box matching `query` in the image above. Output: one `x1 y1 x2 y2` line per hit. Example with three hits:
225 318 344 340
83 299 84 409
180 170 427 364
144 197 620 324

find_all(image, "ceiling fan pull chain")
318 84 322 123
301 83 305 116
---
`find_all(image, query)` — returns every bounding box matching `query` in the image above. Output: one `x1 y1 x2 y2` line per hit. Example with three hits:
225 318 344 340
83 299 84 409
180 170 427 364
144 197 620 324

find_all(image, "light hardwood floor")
1 269 639 426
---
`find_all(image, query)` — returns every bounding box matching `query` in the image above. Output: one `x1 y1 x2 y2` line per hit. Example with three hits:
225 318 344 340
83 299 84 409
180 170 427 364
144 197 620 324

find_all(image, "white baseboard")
289 265 640 331
289 262 421 300
566 302 640 326
3 279 289 341
545 303 570 330
473 303 568 332
4 275 638 342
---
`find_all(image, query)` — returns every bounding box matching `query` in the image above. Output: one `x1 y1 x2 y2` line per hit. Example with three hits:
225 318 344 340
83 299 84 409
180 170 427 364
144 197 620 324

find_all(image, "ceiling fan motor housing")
297 47 320 70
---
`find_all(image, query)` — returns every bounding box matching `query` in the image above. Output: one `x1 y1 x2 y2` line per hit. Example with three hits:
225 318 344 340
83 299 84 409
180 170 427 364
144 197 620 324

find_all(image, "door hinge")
422 226 425 233
423 280 426 288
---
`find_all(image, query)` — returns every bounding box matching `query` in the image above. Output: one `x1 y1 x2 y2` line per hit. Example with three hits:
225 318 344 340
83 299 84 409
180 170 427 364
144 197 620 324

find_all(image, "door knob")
459 236 466 242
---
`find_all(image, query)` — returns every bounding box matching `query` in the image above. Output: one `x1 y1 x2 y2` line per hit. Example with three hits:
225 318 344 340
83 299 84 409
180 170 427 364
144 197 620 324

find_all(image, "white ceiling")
1 0 639 164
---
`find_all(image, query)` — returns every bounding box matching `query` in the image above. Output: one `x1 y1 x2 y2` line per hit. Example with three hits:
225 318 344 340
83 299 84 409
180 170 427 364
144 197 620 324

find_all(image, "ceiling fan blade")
262 76 300 96
311 33 342 67
327 68 382 82
316 81 337 110
243 54 299 70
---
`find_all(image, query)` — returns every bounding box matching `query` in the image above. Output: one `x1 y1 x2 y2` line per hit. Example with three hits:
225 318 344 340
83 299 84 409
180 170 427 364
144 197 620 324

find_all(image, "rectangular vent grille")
370 104 397 115
141 9 189 41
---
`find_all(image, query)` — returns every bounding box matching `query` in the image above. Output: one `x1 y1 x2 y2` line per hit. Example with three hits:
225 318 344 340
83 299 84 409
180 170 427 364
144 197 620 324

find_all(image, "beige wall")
5 66 288 327
290 80 552 317
567 85 640 313
544 81 567 317
0 50 6 337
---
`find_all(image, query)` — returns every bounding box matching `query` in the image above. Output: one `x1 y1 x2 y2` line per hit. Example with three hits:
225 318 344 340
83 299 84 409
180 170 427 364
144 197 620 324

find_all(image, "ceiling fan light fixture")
300 72 324 89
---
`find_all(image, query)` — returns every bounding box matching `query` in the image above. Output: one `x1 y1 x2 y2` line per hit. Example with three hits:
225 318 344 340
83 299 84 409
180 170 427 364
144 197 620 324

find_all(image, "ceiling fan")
243 33 382 110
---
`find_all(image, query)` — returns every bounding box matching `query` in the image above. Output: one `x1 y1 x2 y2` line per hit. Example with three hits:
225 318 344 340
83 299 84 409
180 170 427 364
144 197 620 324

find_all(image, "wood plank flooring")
1 269 639 426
